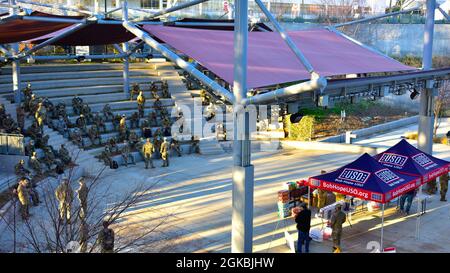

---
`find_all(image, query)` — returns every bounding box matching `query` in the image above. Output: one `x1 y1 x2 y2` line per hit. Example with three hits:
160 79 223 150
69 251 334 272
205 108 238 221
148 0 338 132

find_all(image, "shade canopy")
309 153 421 203
0 12 76 44
143 25 416 89
374 139 450 184
26 22 136 46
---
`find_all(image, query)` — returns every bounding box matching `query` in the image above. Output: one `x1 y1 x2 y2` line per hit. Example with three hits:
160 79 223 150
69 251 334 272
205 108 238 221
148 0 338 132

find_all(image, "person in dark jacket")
399 188 417 215
294 203 311 253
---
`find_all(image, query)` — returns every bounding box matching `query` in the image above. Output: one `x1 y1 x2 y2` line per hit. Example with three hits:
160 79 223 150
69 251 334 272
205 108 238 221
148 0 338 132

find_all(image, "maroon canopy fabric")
0 12 76 44
27 23 135 46
143 25 416 88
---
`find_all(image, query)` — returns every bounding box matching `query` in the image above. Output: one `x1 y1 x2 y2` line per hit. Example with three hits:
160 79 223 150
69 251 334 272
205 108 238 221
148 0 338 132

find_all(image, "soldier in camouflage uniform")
148 111 158 127
71 128 85 149
16 179 30 220
28 94 40 116
140 119 150 137
55 102 68 120
72 95 83 115
150 82 159 99
142 138 155 169
77 177 88 220
162 80 171 98
88 124 102 146
58 144 72 166
3 114 16 133
119 115 128 142
153 134 162 159
137 91 146 118
94 112 107 133
154 98 163 114
28 151 43 176
189 136 200 154
23 83 33 112
103 103 114 122
170 138 182 157
55 178 73 222
100 144 113 166
128 131 139 150
81 103 93 123
112 113 121 131
16 105 25 130
42 146 56 171
26 121 41 140
34 102 47 131
76 114 87 134
120 141 135 167
25 140 35 157
440 172 449 202
108 137 119 153
15 159 31 177
130 112 140 129
160 137 170 167
56 115 69 137
130 82 140 101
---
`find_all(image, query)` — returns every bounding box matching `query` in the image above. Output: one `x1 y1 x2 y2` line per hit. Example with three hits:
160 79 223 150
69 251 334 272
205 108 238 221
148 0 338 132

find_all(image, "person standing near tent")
330 204 346 253
440 172 449 202
399 188 417 215
317 170 328 209
294 203 311 253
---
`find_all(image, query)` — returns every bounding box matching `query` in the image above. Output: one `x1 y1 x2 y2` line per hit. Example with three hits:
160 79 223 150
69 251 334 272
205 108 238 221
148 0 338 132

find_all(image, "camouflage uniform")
88 125 102 146
170 139 182 157
28 152 43 176
81 103 93 123
130 112 140 129
121 142 135 167
161 80 170 98
160 138 170 167
17 179 30 220
58 144 72 165
72 95 83 115
76 114 87 134
16 105 25 130
34 102 47 130
142 138 155 169
112 114 122 131
55 179 73 222
440 172 449 201
189 137 200 154
330 206 347 252
15 159 31 177
94 112 107 133
102 104 114 122
148 111 158 127
77 177 88 219
137 91 146 118
119 115 128 142
43 146 56 171
71 128 85 148
100 145 113 166
130 83 140 101
128 131 139 150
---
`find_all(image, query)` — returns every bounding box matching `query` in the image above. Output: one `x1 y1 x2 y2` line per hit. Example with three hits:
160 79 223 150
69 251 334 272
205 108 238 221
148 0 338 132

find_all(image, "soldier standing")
160 137 170 167
142 138 155 169
15 159 31 177
97 221 115 253
77 177 88 219
23 83 33 111
55 178 73 222
440 172 449 202
137 91 146 118
16 179 30 220
330 204 346 253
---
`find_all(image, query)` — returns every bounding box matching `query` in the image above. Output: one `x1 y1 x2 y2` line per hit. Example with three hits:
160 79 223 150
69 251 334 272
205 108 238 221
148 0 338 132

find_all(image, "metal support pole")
416 0 436 240
122 1 130 98
418 0 435 154
437 6 450 22
380 203 385 252
231 0 254 254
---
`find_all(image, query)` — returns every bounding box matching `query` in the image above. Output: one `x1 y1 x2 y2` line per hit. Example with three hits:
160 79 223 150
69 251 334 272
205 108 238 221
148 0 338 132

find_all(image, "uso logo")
338 168 370 184
412 153 434 168
375 169 400 185
378 153 408 167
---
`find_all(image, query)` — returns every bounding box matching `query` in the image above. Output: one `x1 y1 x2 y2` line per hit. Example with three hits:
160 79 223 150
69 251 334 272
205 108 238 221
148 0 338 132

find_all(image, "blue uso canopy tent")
309 153 421 250
374 139 450 240
374 139 450 184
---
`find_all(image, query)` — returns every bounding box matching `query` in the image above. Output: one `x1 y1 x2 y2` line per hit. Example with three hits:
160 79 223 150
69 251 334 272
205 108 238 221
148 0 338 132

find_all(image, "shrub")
285 115 315 141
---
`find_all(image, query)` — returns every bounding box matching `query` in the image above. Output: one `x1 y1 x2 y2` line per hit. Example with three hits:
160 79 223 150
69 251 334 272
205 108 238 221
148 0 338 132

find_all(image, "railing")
0 133 25 155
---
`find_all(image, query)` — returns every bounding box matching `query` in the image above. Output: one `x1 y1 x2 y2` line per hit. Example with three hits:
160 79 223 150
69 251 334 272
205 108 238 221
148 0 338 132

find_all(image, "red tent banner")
374 139 450 185
309 153 421 203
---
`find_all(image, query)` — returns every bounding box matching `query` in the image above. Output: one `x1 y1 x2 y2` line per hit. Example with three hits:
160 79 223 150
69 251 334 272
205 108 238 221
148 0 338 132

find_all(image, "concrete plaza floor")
108 137 450 253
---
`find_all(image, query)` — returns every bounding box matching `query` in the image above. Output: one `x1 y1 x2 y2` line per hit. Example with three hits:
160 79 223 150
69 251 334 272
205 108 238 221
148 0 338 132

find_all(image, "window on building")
141 0 160 9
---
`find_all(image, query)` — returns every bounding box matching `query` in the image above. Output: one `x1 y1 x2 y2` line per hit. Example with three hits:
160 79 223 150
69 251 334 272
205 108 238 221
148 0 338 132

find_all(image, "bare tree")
434 80 450 137
0 162 178 253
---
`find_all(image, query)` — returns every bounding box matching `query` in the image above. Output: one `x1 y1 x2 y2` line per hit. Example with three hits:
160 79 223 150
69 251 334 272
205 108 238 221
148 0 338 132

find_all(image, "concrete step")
0 69 162 84
0 63 155 75
0 76 156 93
63 97 174 116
